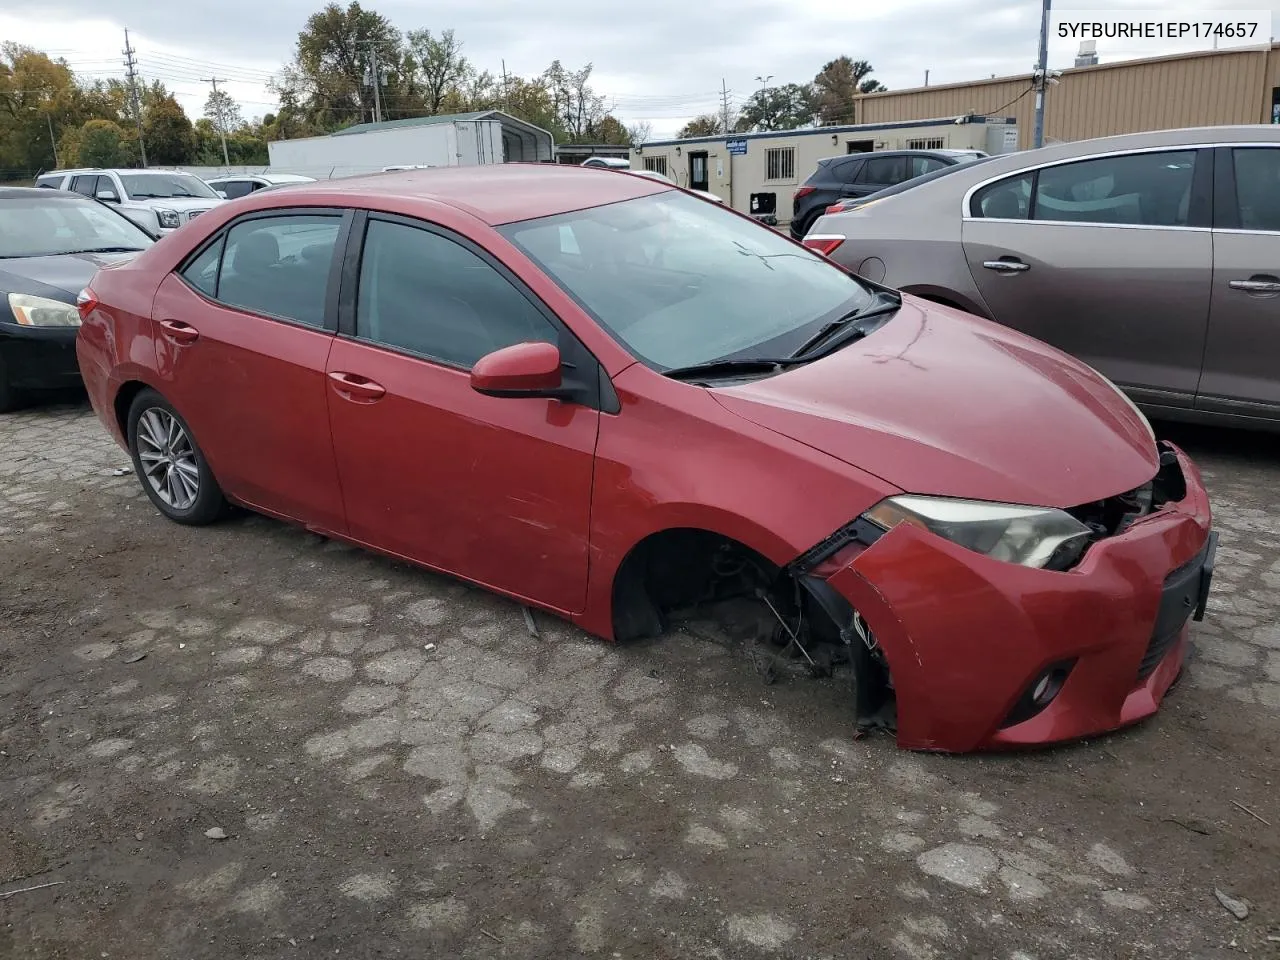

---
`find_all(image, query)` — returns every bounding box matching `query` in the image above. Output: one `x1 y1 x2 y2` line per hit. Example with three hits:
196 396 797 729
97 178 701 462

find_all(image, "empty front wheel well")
610 528 781 642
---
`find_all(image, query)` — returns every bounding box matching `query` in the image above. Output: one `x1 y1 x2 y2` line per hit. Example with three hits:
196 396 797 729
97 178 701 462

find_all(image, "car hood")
713 298 1159 508
0 251 142 301
131 196 221 210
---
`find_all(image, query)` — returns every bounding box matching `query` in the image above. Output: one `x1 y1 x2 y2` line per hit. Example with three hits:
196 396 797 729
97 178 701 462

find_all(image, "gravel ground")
1 400 1277 960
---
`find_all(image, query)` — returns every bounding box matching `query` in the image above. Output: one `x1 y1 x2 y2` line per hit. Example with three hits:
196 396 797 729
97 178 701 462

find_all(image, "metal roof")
639 115 1015 149
332 111 492 136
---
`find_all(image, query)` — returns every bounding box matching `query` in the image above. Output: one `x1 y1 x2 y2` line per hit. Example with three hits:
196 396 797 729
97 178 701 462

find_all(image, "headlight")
863 495 1093 570
156 209 182 229
7 293 80 327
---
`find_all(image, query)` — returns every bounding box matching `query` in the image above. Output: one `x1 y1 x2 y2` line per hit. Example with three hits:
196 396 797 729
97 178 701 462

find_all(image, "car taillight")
825 202 846 214
76 287 99 320
794 185 816 199
802 234 845 257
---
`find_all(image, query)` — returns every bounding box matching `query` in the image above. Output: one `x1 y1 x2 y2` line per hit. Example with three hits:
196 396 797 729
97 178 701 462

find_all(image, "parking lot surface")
1 402 1277 959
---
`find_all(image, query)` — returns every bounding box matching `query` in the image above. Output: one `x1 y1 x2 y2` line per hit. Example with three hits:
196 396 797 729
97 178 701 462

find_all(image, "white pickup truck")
35 168 224 236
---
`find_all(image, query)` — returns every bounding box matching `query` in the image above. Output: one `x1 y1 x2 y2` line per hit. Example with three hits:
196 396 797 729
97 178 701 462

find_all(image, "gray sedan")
806 125 1280 431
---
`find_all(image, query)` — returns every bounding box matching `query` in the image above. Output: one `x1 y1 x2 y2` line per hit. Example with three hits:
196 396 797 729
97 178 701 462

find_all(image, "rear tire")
126 389 226 526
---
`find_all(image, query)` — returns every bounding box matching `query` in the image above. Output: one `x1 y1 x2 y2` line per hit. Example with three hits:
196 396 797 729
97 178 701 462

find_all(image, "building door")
689 151 709 191
847 140 874 154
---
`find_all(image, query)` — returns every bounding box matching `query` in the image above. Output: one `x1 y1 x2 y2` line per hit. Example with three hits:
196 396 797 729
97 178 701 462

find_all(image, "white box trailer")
265 110 555 180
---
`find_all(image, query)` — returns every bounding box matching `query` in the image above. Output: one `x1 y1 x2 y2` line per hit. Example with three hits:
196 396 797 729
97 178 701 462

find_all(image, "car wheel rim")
136 408 199 510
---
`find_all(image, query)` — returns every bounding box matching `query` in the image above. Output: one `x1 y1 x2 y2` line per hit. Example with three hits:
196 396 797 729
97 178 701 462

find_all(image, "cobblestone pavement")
1 402 1277 960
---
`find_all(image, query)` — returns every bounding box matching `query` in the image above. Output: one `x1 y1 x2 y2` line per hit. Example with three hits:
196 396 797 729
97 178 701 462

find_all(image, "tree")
542 60 606 142
204 87 243 132
678 114 725 138
737 83 815 132
589 114 630 145
626 120 652 146
77 118 128 167
406 28 469 115
277 1 404 130
812 56 883 125
144 92 194 164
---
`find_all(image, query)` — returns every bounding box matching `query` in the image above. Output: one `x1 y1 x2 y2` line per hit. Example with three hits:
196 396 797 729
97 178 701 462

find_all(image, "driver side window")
355 218 557 369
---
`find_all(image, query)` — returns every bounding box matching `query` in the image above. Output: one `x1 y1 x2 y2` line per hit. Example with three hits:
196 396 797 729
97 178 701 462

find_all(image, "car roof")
276 163 668 225
0 185 97 200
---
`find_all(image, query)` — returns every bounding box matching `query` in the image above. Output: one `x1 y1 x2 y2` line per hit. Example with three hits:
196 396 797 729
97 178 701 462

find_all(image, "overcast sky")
3 0 1276 138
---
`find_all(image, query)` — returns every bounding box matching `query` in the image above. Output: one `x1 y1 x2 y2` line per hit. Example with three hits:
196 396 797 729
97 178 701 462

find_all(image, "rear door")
151 209 350 530
961 147 1213 405
850 154 905 198
1196 145 1280 421
325 212 600 614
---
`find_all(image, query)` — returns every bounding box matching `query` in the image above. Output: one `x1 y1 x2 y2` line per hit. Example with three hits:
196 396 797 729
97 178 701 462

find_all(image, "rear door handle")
982 259 1030 274
1228 276 1280 294
328 371 386 402
158 319 199 344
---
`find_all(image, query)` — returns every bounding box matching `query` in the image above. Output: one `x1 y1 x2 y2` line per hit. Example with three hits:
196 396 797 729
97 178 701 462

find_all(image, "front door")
961 147 1213 405
689 152 709 192
151 210 349 530
1196 145 1280 420
325 214 599 614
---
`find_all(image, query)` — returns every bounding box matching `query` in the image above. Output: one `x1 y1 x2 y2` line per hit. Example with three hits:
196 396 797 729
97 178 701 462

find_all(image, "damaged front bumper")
805 443 1214 753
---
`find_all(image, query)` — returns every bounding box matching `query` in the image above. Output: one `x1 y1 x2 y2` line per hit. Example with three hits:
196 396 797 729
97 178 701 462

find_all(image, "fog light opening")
1000 660 1076 729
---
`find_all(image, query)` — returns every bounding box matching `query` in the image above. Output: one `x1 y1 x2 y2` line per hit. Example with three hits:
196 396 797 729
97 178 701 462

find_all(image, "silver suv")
36 168 224 236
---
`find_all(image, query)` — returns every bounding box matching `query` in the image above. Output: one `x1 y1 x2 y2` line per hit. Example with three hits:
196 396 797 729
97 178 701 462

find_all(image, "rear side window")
1231 147 1280 232
971 173 1034 219
857 156 905 185
355 218 556 368
216 180 255 199
36 175 64 189
909 156 950 178
70 175 99 197
180 214 341 328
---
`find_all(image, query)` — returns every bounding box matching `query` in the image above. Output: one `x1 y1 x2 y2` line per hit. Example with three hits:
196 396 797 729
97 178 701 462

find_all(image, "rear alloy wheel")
127 389 225 525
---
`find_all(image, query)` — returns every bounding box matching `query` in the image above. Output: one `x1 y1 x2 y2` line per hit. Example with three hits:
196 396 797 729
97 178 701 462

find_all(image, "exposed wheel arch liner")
899 286 988 318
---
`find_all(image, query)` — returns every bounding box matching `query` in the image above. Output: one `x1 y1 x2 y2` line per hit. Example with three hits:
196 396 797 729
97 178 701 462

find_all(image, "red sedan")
75 165 1216 752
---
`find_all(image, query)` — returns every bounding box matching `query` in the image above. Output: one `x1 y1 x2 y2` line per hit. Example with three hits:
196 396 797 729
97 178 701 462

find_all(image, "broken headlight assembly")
862 495 1093 571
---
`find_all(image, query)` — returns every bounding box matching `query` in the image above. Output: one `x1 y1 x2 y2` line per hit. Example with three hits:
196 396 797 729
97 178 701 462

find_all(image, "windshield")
501 192 873 370
0 196 154 258
119 172 220 200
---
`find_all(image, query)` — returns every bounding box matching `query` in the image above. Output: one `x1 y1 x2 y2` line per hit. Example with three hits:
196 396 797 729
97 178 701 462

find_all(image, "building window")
765 146 795 181
907 137 946 150
643 156 668 176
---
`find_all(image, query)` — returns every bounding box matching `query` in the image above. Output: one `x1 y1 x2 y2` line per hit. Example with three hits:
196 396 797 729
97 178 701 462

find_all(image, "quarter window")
971 173 1034 219
182 214 341 328
1033 150 1196 226
766 146 796 181
1231 147 1280 232
355 219 556 368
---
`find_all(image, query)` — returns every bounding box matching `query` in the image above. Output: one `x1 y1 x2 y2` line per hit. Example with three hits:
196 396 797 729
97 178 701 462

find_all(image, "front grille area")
187 210 205 221
1136 535 1210 683
1137 627 1182 682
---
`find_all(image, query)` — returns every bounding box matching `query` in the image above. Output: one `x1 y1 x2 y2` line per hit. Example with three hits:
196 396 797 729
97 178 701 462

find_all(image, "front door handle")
328 371 386 402
982 259 1030 274
158 319 199 344
1228 276 1280 294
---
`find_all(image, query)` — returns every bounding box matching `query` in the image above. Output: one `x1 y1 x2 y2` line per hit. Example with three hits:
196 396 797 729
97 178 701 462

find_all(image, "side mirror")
471 341 564 398
96 191 118 203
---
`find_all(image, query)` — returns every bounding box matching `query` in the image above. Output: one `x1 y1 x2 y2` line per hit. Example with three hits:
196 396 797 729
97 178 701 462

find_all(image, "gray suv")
805 125 1280 431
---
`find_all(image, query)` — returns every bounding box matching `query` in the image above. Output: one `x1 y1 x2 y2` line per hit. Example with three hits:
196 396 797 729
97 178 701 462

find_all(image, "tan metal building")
631 115 1016 228
855 42 1280 150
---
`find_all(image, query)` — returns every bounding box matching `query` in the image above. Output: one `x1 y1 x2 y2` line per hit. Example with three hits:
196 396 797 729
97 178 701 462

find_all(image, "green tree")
589 114 630 145
143 92 195 164
542 60 605 142
812 57 884 125
406 27 469 115
204 87 243 132
78 118 128 167
277 1 404 130
678 114 726 138
737 82 815 132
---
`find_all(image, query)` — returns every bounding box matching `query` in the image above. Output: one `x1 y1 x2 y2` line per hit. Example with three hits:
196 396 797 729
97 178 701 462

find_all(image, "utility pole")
44 110 58 167
924 69 930 87
501 60 510 113
720 79 732 134
1032 0 1051 148
202 77 231 166
122 29 148 167
361 42 386 123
